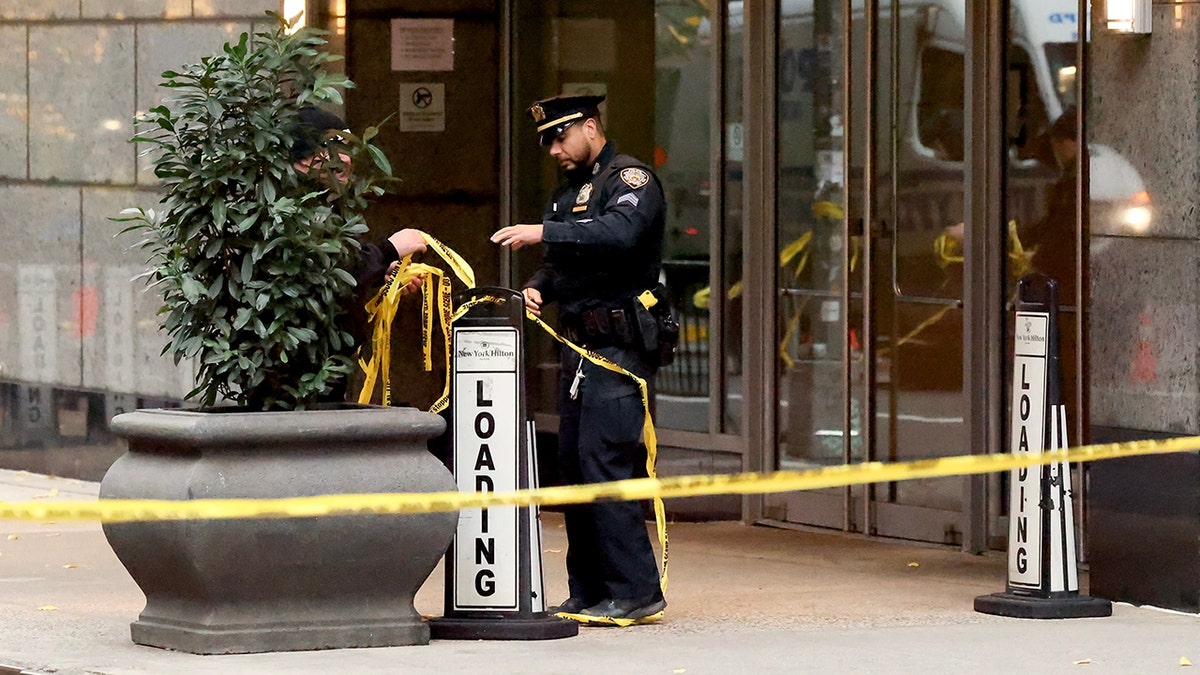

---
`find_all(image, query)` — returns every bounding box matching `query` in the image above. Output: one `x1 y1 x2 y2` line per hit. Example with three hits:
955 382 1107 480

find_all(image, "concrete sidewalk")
0 468 1197 674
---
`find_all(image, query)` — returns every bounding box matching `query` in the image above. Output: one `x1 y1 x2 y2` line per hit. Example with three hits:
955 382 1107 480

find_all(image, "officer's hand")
522 287 543 317
490 224 544 250
389 228 427 257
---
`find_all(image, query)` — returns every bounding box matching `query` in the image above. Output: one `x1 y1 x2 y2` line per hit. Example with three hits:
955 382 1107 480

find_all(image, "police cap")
528 94 605 146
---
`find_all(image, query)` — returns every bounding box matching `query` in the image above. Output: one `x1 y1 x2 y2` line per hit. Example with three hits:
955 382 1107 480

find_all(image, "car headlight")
1113 190 1152 234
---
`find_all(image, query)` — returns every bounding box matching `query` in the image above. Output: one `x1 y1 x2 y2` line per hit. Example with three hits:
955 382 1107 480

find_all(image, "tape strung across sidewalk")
2 434 1197 523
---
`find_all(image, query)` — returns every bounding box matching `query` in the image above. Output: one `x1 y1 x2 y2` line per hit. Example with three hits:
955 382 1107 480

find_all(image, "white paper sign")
399 83 445 132
391 19 454 71
817 150 844 186
104 266 137 394
726 123 744 162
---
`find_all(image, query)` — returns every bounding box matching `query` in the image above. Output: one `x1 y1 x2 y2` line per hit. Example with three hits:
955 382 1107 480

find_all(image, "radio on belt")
429 287 578 640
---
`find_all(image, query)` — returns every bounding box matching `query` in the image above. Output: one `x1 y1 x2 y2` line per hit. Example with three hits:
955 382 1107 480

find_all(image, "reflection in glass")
510 0 735 439
653 0 716 433
772 0 855 471
721 1 744 435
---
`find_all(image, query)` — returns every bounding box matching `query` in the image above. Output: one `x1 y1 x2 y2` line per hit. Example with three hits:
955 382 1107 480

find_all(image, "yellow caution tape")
934 221 1033 278
812 200 844 220
4 434 1199 524
779 231 813 269
932 231 964 268
878 304 956 356
357 230 476 410
556 610 664 627
522 309 670 594
694 226 860 369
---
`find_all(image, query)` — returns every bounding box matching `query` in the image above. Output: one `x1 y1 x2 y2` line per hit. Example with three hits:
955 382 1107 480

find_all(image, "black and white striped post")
975 274 1111 619
429 287 578 640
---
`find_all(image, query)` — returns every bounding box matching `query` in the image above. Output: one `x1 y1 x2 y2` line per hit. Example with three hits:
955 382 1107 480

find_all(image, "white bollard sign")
1008 311 1047 589
431 287 578 640
451 327 520 610
976 275 1109 619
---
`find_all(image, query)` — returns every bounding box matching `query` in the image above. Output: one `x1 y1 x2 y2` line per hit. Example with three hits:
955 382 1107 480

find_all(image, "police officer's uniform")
523 95 666 617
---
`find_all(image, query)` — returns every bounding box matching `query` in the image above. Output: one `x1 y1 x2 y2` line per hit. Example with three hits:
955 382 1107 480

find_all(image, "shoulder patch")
620 167 650 189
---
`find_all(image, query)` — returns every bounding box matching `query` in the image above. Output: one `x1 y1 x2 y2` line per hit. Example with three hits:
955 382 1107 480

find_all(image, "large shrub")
121 16 393 410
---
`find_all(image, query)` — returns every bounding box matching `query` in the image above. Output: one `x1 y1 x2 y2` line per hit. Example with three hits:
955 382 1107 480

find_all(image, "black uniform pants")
557 345 661 604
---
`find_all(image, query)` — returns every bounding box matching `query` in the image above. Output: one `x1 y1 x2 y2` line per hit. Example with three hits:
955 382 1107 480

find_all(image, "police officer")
492 94 667 623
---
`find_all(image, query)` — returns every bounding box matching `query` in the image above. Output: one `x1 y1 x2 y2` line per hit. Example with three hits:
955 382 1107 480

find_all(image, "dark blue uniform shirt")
524 142 666 319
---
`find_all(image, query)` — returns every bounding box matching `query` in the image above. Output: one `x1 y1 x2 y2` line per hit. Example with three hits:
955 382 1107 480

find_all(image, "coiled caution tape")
934 220 1032 278
442 293 671 592
3 435 1199 524
523 309 671 594
354 233 670 591
357 231 475 412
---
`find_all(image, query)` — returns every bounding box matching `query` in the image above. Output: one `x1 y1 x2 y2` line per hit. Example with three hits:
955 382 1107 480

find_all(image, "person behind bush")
290 106 426 399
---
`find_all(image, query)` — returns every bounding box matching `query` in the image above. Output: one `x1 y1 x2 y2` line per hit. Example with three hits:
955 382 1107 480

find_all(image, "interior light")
283 0 306 33
1107 0 1151 34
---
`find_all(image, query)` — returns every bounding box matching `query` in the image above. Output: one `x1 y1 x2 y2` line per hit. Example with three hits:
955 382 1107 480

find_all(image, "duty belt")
561 306 637 349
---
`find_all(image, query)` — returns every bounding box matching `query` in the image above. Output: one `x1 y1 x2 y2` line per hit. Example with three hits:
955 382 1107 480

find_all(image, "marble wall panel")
80 188 192 398
0 26 27 179
193 0 279 18
1089 236 1200 434
0 1 78 20
29 25 136 183
134 21 250 185
0 185 84 388
82 0 192 19
1091 6 1200 240
353 0 493 12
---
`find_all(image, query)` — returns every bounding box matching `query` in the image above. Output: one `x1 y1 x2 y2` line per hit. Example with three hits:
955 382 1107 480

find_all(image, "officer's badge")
530 102 546 123
620 167 650 189
575 182 593 205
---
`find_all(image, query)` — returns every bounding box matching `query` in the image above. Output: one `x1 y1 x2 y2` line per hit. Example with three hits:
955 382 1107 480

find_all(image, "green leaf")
367 145 392 175
211 199 227 228
180 275 205 302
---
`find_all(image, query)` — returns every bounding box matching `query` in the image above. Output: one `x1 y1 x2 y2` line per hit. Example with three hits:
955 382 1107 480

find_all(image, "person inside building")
491 93 669 623
290 105 427 399
1018 105 1080 300
1019 105 1083 413
939 106 1082 407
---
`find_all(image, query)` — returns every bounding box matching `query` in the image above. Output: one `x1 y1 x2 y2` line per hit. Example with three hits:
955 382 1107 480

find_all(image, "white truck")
652 0 1149 399
656 0 1150 268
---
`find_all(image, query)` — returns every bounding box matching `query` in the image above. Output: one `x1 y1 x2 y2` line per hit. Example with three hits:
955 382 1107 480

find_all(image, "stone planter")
101 406 457 654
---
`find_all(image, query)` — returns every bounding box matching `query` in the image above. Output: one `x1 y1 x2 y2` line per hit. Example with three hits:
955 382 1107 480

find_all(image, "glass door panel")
765 0 860 530
872 0 969 544
509 0 749 492
998 3 1084 550
767 0 974 544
